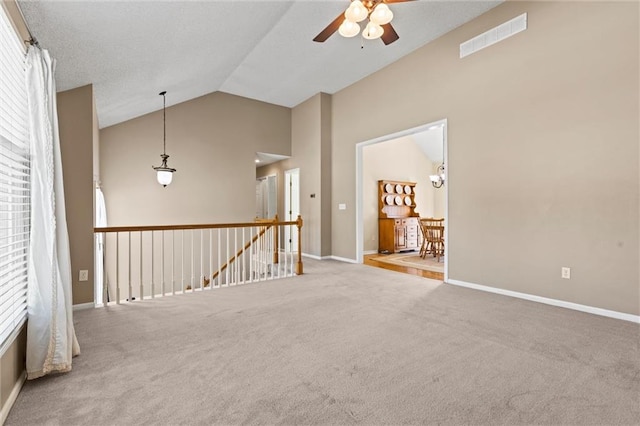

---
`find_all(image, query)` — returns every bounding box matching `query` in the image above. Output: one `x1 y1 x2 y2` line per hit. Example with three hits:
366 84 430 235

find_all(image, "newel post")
273 214 279 264
296 215 303 275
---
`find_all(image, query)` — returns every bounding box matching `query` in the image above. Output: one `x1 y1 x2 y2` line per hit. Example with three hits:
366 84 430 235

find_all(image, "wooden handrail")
96 216 304 281
94 219 300 234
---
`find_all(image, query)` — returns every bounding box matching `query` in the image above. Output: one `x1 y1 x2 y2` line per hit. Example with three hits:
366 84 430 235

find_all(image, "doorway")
284 168 300 252
255 174 277 219
355 119 448 281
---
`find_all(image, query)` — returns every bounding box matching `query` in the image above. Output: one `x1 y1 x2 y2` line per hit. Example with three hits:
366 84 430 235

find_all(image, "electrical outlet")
338 203 346 210
561 267 571 279
79 270 89 282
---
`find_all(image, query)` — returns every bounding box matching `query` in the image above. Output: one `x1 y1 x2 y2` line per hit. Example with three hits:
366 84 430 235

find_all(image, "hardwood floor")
363 253 444 281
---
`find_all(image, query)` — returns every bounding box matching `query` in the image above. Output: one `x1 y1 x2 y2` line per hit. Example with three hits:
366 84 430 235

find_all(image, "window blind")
0 6 30 352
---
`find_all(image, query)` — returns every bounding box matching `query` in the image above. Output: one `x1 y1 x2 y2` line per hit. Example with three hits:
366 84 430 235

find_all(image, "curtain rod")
24 36 39 47
13 0 40 47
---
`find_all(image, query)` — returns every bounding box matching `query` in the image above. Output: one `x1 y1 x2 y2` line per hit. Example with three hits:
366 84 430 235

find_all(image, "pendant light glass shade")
339 19 360 37
369 3 393 25
345 0 368 23
157 170 174 186
362 22 384 40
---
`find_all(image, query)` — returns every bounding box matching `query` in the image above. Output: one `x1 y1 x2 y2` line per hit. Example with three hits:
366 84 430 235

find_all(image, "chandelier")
430 126 445 188
152 91 176 187
338 0 394 40
430 164 445 189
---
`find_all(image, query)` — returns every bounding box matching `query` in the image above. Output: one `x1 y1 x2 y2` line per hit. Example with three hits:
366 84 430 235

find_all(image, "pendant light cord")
160 91 167 155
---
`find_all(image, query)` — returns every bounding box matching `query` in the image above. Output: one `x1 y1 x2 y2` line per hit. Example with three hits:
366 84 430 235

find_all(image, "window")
0 5 30 352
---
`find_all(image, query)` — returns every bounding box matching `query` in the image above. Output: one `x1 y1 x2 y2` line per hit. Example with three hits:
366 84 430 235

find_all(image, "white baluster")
223 228 228 286
103 232 108 305
151 231 155 298
139 232 143 300
217 229 221 287
128 232 132 301
116 233 120 304
161 230 165 296
208 228 213 290
181 230 184 294
190 230 194 292
172 230 175 295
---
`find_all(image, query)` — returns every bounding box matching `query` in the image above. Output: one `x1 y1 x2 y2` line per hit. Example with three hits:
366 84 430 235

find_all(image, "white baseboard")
363 250 378 255
329 255 358 264
302 253 331 261
447 279 640 324
72 302 95 311
0 370 26 425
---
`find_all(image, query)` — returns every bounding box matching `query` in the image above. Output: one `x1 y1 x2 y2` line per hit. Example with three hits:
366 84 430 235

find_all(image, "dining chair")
419 218 445 261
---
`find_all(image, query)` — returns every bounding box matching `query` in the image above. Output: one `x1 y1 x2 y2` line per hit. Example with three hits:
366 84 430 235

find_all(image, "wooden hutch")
378 180 420 253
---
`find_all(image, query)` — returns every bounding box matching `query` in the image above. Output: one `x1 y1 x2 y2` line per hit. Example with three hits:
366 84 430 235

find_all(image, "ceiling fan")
313 0 414 46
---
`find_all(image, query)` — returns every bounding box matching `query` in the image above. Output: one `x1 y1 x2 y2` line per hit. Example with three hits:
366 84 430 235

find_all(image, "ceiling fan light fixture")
345 0 368 23
370 3 393 25
339 19 360 37
362 21 384 40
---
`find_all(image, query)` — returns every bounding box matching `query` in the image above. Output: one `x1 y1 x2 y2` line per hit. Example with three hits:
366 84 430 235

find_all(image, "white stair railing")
94 216 303 306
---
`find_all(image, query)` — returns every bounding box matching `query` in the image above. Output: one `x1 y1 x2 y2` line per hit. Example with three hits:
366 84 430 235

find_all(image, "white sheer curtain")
25 45 80 380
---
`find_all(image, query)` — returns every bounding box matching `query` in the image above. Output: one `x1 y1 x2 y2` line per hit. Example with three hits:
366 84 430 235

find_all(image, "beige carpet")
372 252 444 273
6 259 640 425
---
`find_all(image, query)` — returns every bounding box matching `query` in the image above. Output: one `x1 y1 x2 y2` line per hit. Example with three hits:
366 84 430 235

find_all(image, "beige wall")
100 91 291 226
256 93 332 257
57 84 96 305
332 1 639 314
93 92 100 184
0 326 26 421
362 136 438 252
319 94 332 257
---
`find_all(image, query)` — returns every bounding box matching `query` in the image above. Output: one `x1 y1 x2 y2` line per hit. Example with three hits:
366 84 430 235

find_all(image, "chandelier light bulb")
338 19 360 37
345 0 368 23
362 22 384 40
369 3 393 25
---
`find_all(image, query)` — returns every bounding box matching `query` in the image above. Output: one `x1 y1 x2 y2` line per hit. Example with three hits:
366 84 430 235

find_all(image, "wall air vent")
460 13 527 58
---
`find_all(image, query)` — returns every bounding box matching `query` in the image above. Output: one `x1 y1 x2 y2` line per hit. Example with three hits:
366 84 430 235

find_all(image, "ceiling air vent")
460 13 527 58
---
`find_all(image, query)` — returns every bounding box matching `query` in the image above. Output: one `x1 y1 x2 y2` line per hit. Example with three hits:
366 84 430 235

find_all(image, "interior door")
284 168 300 252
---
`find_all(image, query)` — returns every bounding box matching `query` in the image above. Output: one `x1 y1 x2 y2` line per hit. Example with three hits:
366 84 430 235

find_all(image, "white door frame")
256 174 277 219
284 168 300 252
355 118 449 282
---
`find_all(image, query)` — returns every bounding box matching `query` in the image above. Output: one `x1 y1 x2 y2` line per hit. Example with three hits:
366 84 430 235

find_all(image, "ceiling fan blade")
313 13 346 42
380 23 399 45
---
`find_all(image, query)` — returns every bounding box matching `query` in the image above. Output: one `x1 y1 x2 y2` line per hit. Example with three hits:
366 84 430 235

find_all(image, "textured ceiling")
19 0 501 129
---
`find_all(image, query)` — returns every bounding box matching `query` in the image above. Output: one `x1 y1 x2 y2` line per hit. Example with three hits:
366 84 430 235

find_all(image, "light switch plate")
338 203 346 210
79 270 89 282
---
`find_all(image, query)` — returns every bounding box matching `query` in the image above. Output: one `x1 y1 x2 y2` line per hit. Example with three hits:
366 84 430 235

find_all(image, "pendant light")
152 91 176 187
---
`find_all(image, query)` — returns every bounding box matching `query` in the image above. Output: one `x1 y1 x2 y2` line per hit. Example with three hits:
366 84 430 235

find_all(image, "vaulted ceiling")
19 0 501 129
